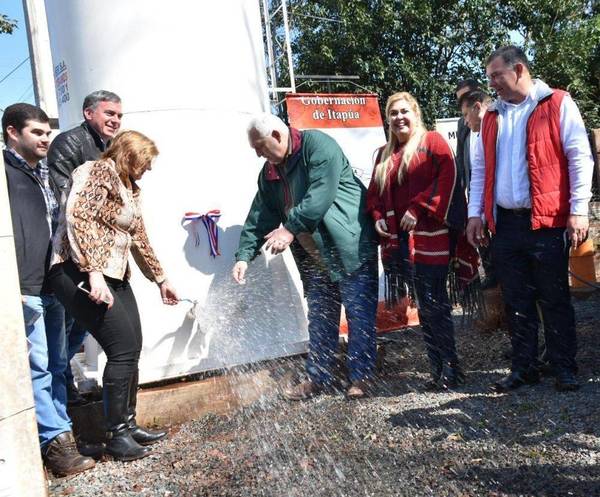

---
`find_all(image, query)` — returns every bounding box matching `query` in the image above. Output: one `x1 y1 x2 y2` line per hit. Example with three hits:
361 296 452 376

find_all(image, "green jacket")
236 129 377 282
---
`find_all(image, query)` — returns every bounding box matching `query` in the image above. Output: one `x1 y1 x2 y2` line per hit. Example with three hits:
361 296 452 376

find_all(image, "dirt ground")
49 293 600 497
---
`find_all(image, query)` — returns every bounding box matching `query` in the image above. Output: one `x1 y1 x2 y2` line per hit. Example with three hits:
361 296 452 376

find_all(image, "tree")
287 0 599 128
288 1 513 125
507 0 600 128
1 13 17 34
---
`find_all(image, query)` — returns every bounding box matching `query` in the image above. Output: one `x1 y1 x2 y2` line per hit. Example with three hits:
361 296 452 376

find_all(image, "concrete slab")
0 237 34 420
0 409 47 497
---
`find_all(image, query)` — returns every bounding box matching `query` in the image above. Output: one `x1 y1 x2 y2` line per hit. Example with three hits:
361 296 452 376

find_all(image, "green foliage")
507 0 600 128
288 0 599 128
1 13 17 34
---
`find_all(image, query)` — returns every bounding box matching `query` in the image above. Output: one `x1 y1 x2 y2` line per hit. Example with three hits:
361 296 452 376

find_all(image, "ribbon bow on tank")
182 210 221 257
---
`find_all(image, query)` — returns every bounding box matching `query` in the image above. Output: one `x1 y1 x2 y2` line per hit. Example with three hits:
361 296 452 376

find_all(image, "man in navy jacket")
3 103 95 476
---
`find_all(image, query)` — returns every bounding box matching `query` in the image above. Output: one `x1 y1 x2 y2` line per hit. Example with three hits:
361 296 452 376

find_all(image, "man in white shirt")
466 46 594 393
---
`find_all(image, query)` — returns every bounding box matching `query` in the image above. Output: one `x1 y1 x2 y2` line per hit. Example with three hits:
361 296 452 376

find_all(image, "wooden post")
0 152 48 496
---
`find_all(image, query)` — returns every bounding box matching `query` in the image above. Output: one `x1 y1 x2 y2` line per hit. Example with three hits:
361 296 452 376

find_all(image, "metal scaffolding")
260 0 296 112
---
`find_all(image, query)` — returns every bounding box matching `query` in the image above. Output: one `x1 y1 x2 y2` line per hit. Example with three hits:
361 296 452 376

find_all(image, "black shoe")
67 381 88 407
103 376 152 462
440 363 465 390
492 369 540 393
422 361 443 391
129 425 167 446
536 361 554 377
127 369 167 446
76 439 105 459
422 377 442 391
105 427 152 462
555 371 580 392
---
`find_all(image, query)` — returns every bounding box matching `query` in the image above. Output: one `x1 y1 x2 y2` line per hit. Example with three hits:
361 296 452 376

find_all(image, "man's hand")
399 210 417 232
264 226 294 255
232 261 248 285
375 219 392 238
567 214 589 250
466 217 486 248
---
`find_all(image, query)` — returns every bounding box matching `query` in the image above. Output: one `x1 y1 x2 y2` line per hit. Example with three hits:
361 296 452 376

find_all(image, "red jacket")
366 131 461 265
482 89 570 233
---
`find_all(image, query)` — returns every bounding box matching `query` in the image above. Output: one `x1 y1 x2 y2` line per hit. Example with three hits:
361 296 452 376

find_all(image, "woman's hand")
158 279 179 305
375 219 392 238
399 210 417 232
88 271 114 309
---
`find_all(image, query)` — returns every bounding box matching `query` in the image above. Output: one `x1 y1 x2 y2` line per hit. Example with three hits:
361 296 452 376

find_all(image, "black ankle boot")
127 370 167 446
422 360 443 391
440 363 465 389
103 376 151 462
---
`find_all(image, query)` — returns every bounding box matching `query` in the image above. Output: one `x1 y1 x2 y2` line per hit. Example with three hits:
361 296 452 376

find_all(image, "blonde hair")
101 130 159 188
373 92 427 195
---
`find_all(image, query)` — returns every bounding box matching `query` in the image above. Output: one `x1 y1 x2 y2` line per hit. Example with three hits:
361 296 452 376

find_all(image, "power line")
0 57 30 86
17 83 34 101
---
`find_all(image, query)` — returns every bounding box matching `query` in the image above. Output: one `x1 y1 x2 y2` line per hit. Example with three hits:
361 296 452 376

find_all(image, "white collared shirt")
468 81 594 218
468 130 479 168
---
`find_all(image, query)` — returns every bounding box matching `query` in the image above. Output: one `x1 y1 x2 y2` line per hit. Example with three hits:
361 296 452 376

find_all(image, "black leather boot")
103 376 151 461
440 362 466 389
127 369 167 446
422 360 443 391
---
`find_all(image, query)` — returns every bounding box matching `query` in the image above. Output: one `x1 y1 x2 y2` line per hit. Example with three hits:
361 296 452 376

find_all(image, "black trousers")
492 207 576 373
414 263 458 369
48 260 143 381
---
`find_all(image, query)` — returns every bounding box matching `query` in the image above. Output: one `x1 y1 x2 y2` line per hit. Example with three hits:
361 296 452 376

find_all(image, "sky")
0 0 35 115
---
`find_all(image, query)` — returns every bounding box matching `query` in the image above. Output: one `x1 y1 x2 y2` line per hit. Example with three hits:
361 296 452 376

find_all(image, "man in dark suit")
47 90 122 406
455 79 497 289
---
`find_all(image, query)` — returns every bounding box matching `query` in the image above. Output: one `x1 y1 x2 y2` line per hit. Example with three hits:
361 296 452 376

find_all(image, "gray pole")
0 153 48 495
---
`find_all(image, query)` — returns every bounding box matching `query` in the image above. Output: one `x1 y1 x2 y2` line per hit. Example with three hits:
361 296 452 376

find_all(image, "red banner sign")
286 93 383 129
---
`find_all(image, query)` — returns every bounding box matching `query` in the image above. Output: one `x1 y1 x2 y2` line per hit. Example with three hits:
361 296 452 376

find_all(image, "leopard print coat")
51 159 165 282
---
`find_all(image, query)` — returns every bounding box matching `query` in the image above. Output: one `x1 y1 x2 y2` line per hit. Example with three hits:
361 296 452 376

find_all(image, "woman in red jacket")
367 92 475 389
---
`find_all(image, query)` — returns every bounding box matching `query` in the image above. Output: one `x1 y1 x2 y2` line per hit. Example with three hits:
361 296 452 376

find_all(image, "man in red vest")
466 46 594 393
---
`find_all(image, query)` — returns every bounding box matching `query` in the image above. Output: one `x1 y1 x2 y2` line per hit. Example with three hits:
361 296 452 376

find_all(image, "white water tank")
43 0 308 383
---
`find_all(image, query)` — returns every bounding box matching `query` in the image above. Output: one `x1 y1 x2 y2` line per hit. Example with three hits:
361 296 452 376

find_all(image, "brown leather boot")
347 380 371 399
282 380 322 401
43 432 96 477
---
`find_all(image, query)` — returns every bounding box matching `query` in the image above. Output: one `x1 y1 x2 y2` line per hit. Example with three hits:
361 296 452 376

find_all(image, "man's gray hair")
247 113 287 138
82 90 121 113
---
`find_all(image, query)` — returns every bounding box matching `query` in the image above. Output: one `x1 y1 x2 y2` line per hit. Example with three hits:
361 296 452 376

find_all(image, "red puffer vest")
481 89 569 233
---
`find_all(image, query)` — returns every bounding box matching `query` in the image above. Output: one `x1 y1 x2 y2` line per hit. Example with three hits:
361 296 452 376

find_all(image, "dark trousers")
48 260 143 382
414 263 458 370
492 207 576 373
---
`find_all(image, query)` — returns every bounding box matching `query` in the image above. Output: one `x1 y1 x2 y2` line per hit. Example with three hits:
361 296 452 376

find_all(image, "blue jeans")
22 295 71 448
64 315 88 387
305 260 378 385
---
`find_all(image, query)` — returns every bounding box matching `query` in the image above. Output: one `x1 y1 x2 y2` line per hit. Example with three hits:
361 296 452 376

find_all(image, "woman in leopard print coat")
49 130 178 462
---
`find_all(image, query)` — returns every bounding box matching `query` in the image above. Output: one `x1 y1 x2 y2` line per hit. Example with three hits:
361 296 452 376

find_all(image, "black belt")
497 205 531 216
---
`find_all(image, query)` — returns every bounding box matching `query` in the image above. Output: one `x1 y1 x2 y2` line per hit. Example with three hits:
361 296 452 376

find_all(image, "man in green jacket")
233 113 378 400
